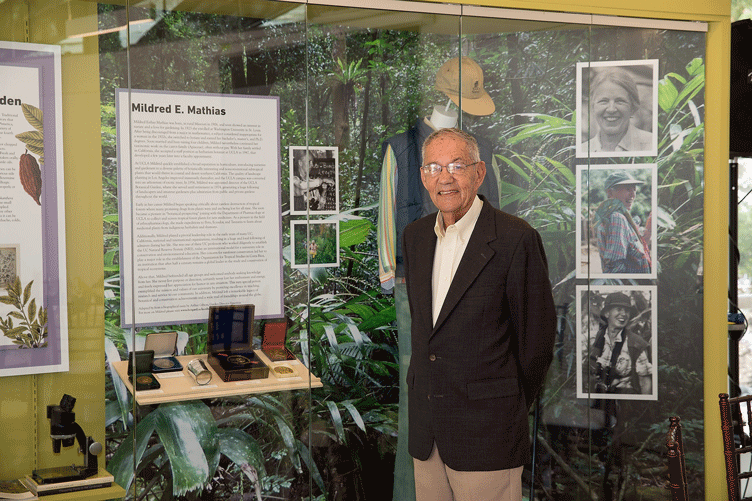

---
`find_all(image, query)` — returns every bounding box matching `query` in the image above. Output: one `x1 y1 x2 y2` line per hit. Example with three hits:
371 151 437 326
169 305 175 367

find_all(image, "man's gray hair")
421 128 480 165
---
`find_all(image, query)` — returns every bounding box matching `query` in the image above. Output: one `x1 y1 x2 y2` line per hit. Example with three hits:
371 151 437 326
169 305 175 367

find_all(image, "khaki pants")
413 442 523 501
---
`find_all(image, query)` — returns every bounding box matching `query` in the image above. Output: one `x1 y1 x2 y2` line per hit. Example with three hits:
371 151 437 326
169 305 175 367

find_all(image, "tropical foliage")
99 3 706 500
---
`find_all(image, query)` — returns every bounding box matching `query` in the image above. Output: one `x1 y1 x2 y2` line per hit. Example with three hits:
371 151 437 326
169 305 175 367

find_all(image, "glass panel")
459 14 706 500
580 25 705 500
303 4 460 499
101 1 315 499
0 1 708 500
459 14 706 499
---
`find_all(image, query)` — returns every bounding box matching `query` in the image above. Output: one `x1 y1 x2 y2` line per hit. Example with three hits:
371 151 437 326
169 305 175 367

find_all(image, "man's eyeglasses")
420 161 479 176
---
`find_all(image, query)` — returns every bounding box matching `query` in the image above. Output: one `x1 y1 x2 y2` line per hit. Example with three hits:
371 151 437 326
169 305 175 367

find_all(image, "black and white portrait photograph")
289 146 339 215
576 164 657 279
576 285 657 401
576 60 658 158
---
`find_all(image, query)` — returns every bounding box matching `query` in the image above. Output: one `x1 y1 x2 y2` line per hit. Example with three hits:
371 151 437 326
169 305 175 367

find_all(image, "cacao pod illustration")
19 150 42 206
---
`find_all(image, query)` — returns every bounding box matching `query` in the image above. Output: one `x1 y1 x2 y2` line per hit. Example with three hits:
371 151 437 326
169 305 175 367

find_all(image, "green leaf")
673 73 705 111
154 401 218 496
340 303 375 321
24 143 44 157
296 440 327 495
21 103 43 133
104 249 118 267
322 324 339 351
15 130 44 151
22 280 33 306
216 428 266 480
4 326 26 339
326 401 346 443
342 400 366 432
686 57 704 76
658 78 679 112
108 410 159 492
28 298 36 323
339 219 373 248
357 305 396 332
272 414 301 472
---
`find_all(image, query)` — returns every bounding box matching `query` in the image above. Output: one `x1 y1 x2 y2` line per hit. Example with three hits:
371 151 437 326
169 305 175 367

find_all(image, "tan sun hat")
435 56 495 116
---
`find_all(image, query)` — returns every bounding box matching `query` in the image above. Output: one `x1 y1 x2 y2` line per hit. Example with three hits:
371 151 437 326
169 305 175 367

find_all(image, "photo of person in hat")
593 169 652 274
577 286 656 400
576 165 656 278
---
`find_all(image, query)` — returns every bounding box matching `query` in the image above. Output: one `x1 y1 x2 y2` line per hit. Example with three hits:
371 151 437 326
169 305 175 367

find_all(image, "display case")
0 0 731 499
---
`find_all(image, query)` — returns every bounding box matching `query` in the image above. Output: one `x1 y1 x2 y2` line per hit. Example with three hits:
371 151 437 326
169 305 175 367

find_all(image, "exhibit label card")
0 41 68 376
116 89 283 327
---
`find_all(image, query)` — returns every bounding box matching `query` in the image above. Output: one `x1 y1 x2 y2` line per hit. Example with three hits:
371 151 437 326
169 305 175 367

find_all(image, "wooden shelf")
34 482 125 500
111 352 322 406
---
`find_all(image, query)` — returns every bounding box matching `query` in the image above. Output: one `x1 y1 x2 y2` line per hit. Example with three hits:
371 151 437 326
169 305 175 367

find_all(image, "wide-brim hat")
435 56 495 116
599 292 637 320
605 170 644 191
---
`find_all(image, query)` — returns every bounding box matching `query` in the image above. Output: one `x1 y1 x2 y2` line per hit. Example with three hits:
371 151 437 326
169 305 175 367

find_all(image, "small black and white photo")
576 164 657 279
289 146 339 215
576 60 658 158
576 285 657 401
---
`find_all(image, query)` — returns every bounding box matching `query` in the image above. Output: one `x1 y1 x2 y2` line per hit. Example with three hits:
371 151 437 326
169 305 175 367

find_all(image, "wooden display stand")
111 352 322 406
3 469 125 500
22 468 125 501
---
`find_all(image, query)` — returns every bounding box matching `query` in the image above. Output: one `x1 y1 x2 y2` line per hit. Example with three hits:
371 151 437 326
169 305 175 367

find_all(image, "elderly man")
588 292 652 395
593 170 651 274
402 128 556 501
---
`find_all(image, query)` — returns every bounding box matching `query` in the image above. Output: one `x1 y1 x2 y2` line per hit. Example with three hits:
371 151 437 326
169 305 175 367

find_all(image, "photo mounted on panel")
576 285 657 401
290 220 340 269
576 60 658 158
576 164 657 279
289 146 339 215
0 245 19 291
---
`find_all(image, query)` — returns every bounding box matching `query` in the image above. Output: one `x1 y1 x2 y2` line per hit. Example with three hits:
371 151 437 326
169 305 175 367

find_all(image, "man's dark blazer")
402 195 557 471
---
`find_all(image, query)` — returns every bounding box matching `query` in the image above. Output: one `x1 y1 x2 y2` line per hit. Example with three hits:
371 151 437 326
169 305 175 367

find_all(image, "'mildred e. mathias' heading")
132 102 226 115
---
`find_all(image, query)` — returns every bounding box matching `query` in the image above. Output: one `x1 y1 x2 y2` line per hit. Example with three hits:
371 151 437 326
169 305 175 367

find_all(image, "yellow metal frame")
0 0 732 499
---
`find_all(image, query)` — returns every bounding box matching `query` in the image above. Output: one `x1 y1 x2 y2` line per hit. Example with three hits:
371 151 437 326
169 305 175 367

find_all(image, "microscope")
29 394 103 486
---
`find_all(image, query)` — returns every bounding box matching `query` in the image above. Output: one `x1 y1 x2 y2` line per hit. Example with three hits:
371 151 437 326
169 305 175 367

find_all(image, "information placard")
0 41 68 376
116 89 283 327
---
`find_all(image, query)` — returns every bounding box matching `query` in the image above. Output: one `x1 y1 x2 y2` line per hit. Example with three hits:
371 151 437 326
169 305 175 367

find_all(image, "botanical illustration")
0 277 47 348
15 103 44 206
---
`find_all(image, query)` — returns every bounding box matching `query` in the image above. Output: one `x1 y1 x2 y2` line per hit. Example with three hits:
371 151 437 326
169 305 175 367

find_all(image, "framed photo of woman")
576 285 658 401
576 60 658 158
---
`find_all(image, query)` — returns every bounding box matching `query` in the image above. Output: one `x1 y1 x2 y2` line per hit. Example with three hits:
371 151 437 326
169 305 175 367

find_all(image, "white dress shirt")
431 196 483 325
